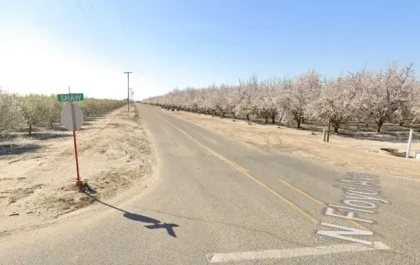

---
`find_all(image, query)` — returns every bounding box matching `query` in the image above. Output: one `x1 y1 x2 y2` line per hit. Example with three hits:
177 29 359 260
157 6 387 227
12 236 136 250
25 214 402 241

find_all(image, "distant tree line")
0 91 125 135
145 63 420 133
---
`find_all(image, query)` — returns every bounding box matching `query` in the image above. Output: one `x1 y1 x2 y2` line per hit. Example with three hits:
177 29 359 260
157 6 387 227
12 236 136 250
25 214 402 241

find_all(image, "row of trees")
146 63 420 133
0 91 126 135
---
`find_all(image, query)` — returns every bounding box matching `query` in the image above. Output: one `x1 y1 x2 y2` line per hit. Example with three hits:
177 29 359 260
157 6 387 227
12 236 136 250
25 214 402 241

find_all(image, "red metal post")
72 130 82 188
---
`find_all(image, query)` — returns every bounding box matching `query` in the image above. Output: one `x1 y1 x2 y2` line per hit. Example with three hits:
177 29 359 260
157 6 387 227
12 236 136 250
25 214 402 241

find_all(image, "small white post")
406 128 413 159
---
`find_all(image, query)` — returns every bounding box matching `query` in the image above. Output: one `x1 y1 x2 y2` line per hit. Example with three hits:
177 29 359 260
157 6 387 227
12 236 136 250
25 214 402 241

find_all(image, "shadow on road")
140 208 310 247
84 193 179 238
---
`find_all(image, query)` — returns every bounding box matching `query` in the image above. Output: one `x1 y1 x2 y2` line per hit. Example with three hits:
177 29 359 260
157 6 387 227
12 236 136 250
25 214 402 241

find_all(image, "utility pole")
130 87 134 107
123 71 132 112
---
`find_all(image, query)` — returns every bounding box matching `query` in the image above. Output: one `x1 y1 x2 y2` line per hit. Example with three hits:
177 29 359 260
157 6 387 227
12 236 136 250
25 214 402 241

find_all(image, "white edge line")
207 242 390 263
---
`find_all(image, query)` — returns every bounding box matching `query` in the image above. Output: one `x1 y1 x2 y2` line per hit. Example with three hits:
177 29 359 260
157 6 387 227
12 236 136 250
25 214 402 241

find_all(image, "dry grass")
169 111 420 180
0 105 153 235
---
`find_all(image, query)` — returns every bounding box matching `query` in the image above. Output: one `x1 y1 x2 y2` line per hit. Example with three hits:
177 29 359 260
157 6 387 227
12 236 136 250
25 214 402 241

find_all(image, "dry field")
0 105 154 236
168 110 420 180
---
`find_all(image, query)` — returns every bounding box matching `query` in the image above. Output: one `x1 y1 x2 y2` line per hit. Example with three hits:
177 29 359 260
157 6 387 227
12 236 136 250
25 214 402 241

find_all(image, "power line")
76 0 89 21
88 0 95 13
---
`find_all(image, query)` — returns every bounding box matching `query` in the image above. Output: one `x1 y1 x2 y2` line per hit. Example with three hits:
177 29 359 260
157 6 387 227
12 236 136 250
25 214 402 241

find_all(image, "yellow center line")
157 115 369 230
275 178 369 231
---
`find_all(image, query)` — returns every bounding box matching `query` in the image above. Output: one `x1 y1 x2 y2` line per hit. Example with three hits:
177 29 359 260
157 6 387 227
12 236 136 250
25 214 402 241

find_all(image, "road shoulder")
0 105 156 238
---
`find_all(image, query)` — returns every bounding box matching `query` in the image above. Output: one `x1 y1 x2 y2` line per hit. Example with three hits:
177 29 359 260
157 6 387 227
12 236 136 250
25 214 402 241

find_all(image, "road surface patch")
157 116 318 223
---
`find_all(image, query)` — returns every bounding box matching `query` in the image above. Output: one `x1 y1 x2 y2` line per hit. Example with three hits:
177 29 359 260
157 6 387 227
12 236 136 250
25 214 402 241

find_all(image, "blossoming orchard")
146 63 420 133
0 92 125 135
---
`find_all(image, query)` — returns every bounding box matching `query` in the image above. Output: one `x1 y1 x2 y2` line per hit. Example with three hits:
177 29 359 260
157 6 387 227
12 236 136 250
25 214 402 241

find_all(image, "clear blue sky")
1 0 419 99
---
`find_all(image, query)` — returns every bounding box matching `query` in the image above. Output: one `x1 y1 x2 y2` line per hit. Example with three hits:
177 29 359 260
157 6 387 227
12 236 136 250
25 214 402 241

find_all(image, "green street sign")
57 93 84 102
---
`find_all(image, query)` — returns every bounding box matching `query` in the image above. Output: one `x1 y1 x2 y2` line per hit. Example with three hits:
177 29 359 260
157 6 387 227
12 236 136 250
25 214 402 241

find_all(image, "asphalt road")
1 104 420 264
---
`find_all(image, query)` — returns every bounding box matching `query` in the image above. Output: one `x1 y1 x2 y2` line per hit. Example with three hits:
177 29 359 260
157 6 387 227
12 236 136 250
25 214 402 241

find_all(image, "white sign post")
406 128 414 159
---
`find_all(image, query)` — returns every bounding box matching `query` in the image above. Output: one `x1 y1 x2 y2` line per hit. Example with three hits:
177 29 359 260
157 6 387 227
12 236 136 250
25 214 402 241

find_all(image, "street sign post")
59 93 85 189
58 93 84 102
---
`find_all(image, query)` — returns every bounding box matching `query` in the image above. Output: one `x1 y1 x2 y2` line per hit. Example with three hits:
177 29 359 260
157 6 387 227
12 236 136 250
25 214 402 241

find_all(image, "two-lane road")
1 104 420 264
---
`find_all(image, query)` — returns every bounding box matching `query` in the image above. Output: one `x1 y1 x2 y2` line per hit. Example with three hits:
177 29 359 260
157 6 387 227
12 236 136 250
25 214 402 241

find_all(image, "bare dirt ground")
0 105 153 236
168 110 420 180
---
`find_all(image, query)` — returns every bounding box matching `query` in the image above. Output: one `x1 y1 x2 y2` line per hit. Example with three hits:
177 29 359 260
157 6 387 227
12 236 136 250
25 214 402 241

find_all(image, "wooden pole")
327 118 331 142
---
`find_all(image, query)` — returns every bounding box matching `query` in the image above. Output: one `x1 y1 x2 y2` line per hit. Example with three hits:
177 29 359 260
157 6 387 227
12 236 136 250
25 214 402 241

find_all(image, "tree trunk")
376 120 384 133
232 112 236 119
28 124 32 135
301 117 305 124
278 113 284 124
246 113 250 121
293 112 302 128
271 114 276 124
332 121 339 133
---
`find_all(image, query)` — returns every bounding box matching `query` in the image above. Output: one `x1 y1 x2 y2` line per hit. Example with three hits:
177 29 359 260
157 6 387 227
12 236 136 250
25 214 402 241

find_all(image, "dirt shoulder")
168 110 420 180
0 105 154 236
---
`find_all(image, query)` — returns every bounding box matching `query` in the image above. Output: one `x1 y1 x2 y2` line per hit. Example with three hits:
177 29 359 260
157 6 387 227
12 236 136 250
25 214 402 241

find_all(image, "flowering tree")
213 84 233 118
358 63 416 132
283 70 321 128
310 71 367 133
409 82 420 124
234 75 259 121
253 79 281 124
224 85 240 118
